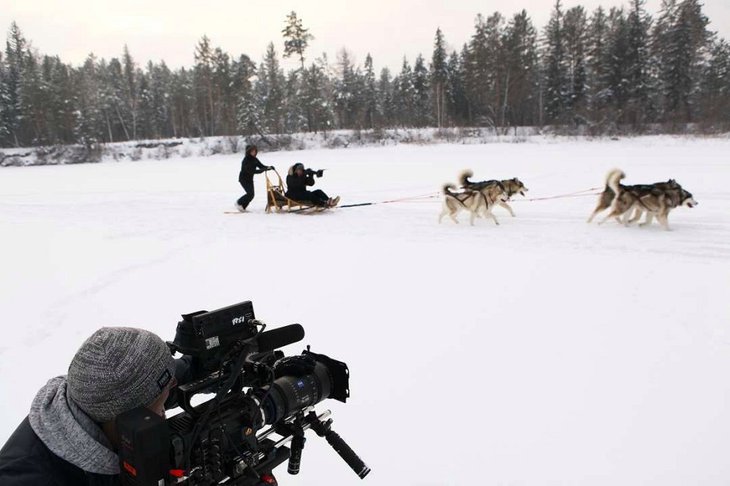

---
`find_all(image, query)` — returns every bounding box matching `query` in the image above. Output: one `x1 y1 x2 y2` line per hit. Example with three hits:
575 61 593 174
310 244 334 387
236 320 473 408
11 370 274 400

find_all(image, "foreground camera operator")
0 302 368 486
285 163 340 208
0 327 197 486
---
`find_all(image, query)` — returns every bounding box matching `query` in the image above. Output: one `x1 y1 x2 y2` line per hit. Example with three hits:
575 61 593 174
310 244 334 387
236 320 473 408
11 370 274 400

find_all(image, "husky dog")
587 169 629 224
587 170 680 223
459 170 528 217
619 185 697 230
590 169 697 230
439 183 507 226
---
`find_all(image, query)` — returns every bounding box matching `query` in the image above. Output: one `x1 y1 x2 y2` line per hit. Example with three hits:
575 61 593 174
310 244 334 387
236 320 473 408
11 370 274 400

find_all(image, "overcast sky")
2 0 729 73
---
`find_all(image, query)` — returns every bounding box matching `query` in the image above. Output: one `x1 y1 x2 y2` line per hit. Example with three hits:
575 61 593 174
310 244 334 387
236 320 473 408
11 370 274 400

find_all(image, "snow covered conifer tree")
0 51 10 145
363 54 378 129
4 21 26 146
122 46 139 140
653 0 711 123
699 39 730 124
431 28 449 127
445 48 469 125
501 11 539 127
624 0 653 125
392 58 415 126
377 67 394 127
543 0 568 123
74 54 106 144
586 7 610 120
412 54 432 127
194 36 215 136
282 11 314 71
259 43 286 134
562 6 588 119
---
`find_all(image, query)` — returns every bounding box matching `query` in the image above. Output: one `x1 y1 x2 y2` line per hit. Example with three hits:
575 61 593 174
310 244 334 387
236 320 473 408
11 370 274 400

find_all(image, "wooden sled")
265 170 329 214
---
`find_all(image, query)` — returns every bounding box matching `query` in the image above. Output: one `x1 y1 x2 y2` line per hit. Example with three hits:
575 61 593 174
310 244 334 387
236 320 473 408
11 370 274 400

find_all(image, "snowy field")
1 137 730 485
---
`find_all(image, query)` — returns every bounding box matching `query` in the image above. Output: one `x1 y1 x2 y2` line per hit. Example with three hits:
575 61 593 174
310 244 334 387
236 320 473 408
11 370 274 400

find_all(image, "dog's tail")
458 169 474 188
443 183 458 196
606 168 625 195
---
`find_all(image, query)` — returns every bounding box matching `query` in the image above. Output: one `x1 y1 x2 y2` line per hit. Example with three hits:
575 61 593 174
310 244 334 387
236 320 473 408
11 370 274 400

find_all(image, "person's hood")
29 376 119 475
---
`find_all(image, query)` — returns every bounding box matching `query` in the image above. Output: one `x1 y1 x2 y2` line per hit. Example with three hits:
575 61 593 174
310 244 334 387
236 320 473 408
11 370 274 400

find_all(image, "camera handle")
264 410 370 481
286 415 306 475
305 411 370 479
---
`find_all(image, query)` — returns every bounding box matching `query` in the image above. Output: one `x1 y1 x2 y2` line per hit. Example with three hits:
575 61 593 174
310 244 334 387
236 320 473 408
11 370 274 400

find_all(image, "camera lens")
260 362 332 424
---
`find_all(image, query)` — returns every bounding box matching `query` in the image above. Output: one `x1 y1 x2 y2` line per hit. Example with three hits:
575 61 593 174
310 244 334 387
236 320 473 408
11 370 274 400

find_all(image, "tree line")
1 0 728 148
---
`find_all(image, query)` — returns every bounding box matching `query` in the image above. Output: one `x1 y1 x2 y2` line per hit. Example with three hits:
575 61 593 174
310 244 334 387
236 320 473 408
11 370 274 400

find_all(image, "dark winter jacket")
239 153 268 183
0 379 120 486
285 173 316 200
0 358 193 486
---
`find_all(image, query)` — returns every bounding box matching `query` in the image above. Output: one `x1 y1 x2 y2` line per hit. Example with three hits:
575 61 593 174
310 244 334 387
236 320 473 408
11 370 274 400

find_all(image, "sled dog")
459 170 528 217
589 169 696 230
439 183 508 226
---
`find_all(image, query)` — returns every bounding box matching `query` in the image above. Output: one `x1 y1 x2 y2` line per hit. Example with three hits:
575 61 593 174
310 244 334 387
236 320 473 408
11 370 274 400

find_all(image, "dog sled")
265 169 330 214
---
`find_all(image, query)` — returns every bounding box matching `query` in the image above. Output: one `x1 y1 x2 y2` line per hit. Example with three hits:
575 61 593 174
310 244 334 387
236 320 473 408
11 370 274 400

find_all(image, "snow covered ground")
1 136 729 485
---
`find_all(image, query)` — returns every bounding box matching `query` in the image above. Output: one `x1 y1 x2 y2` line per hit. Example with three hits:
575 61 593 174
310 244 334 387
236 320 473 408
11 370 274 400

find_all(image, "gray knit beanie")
67 327 176 422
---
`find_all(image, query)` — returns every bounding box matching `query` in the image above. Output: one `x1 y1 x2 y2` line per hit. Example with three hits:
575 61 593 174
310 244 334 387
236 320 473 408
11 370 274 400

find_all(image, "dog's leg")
485 209 500 226
597 211 616 225
500 200 515 217
587 208 602 223
627 207 643 225
640 213 654 227
620 207 635 226
658 213 671 231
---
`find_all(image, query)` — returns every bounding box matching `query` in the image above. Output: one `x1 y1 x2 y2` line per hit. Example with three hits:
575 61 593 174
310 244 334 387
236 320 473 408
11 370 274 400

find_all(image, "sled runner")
265 169 330 213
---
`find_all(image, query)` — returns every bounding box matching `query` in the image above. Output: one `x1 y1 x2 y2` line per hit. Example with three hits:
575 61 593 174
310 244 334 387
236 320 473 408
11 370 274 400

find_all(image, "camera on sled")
305 168 324 178
116 301 369 486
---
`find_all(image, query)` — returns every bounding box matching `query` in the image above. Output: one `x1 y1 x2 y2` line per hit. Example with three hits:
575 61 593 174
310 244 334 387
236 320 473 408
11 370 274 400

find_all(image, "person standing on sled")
286 163 340 208
236 144 273 212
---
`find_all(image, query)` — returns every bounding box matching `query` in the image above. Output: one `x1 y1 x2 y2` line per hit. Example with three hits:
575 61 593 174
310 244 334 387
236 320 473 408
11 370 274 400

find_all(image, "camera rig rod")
255 410 370 480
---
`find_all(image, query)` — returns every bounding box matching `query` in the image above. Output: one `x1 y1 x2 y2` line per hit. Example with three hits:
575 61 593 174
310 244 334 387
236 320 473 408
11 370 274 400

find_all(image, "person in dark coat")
0 328 183 486
236 144 273 211
285 163 340 207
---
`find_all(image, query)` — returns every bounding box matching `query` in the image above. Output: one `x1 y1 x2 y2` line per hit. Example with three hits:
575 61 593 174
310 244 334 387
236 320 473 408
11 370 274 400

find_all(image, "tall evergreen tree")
282 11 314 71
4 21 26 146
431 28 449 128
333 49 359 128
562 6 588 117
260 42 286 134
193 35 215 136
122 45 139 140
654 0 711 122
625 0 653 124
700 39 730 123
543 0 568 123
377 67 394 127
362 54 378 129
502 11 539 127
74 54 106 144
412 54 432 127
586 7 611 118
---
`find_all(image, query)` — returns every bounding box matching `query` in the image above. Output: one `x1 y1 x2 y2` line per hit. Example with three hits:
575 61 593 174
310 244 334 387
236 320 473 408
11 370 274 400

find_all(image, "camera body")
117 301 364 486
304 168 324 178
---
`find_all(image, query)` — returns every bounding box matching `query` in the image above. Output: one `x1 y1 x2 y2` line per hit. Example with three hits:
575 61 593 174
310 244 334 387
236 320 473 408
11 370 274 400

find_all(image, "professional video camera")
117 301 369 486
304 168 325 178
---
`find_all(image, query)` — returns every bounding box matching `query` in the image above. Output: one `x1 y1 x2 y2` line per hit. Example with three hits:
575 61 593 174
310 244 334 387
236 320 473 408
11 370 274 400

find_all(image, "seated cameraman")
285 163 340 208
0 327 191 485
